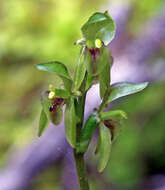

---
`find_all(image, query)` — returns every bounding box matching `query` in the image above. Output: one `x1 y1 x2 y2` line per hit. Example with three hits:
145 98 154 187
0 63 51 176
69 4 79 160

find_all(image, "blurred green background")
0 0 165 189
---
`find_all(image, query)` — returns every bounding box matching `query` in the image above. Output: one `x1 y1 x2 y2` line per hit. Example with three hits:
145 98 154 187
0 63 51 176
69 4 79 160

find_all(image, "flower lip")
89 48 100 63
49 97 64 112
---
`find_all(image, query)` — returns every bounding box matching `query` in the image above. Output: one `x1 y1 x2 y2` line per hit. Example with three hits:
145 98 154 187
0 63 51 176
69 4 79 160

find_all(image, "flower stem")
74 151 89 190
73 73 90 190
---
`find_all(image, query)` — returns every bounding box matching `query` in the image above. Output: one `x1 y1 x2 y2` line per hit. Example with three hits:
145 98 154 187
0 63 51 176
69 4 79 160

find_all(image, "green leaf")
38 109 48 137
35 61 71 79
35 62 72 90
107 82 149 103
98 122 112 172
81 11 116 46
55 89 71 99
64 97 77 148
72 46 86 92
100 110 127 121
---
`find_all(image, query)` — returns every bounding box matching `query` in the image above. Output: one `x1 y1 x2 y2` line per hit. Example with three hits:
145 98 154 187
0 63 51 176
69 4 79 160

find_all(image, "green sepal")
77 114 99 153
64 97 77 148
85 73 93 91
99 110 127 121
85 48 93 75
98 122 112 173
35 62 72 90
55 89 71 99
99 53 113 98
97 47 111 75
81 11 116 47
38 109 48 137
99 64 110 98
40 91 52 121
107 82 149 103
72 46 86 92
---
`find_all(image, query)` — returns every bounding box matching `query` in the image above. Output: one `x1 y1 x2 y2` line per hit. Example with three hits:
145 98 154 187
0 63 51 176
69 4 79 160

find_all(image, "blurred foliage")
0 0 165 189
128 0 164 35
0 0 107 172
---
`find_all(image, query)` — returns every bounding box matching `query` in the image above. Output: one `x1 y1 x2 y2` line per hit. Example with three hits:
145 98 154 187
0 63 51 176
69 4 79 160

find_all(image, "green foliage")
99 49 113 98
54 89 71 99
96 47 111 76
77 114 99 153
107 82 149 103
64 97 77 148
35 62 72 80
99 110 127 121
35 62 72 90
97 122 112 172
0 1 164 188
85 73 93 91
35 12 148 181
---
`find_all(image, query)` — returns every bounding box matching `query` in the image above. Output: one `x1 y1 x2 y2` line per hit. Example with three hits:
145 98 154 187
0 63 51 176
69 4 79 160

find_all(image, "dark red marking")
89 48 100 63
104 120 115 140
49 97 64 112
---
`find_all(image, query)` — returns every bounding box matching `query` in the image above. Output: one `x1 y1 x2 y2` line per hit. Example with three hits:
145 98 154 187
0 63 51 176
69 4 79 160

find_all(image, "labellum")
40 91 64 125
85 48 100 75
49 97 64 125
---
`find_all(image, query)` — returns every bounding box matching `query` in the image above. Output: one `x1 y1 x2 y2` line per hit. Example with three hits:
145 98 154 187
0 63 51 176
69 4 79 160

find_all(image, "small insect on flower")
49 98 64 112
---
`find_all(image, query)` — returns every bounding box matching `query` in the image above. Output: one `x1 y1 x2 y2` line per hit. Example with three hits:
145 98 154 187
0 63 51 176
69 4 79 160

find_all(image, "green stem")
73 73 90 190
74 152 89 190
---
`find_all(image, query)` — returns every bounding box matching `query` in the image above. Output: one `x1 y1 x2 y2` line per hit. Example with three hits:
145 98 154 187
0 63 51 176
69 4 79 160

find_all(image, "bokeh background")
0 0 165 190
